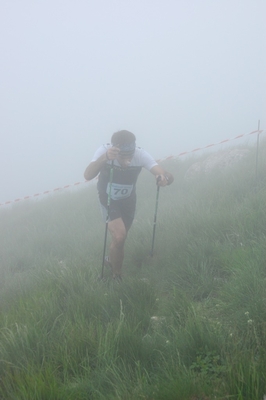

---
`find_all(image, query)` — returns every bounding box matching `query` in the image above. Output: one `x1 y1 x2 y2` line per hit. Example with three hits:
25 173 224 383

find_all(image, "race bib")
107 183 133 200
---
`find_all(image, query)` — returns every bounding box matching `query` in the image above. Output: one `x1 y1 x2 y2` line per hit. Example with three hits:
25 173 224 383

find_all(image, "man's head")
111 130 136 157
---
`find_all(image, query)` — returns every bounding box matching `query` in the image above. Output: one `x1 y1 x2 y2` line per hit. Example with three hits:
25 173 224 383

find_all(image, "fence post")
255 120 260 182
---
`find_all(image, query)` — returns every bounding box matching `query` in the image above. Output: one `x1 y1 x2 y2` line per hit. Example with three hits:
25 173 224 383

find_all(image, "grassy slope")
0 142 266 399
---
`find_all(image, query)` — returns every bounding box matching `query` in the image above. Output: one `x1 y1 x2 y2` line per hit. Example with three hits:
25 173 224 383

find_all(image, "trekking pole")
150 177 161 257
101 161 114 279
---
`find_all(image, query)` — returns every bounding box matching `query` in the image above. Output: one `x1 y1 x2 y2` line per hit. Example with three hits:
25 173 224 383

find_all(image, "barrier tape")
0 181 90 206
156 129 264 162
1 129 265 207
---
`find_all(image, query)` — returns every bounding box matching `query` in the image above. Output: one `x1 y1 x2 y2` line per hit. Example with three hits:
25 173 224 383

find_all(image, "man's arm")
150 165 174 187
84 153 107 180
84 146 120 181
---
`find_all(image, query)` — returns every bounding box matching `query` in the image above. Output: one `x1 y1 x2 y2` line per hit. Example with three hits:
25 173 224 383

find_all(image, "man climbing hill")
84 130 174 281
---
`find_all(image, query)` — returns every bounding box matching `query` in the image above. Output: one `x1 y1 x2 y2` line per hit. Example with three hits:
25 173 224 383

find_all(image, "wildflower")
247 319 253 324
150 316 166 325
244 311 249 316
140 278 149 284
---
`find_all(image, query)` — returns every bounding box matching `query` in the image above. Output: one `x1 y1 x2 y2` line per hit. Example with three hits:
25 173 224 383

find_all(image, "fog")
1 0 265 204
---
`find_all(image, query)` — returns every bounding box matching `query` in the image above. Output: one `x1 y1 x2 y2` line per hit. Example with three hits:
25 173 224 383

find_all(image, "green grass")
0 141 266 399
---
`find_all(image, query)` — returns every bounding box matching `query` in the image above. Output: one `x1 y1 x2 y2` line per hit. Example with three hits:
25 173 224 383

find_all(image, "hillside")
0 141 266 399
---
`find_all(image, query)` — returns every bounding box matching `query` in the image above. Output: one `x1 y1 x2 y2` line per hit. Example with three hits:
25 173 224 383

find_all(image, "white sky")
1 0 265 203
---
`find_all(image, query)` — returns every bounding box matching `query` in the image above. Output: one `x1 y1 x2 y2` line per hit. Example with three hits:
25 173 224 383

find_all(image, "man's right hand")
106 146 120 161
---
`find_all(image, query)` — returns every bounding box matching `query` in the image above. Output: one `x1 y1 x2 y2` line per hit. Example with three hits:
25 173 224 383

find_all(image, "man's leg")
108 217 127 278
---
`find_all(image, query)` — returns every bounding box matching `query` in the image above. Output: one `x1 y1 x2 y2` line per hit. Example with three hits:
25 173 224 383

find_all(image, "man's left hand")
156 174 168 187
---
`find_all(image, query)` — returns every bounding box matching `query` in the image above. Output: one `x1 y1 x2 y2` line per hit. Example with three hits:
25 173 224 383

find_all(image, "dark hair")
111 130 136 146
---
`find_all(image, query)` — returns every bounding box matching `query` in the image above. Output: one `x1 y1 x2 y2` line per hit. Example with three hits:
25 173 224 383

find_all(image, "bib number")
107 183 133 200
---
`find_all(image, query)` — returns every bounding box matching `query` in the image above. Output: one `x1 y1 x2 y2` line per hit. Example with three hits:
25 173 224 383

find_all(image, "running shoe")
104 256 113 269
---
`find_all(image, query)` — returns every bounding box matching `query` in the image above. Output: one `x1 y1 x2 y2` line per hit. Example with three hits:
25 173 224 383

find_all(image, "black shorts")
98 192 136 231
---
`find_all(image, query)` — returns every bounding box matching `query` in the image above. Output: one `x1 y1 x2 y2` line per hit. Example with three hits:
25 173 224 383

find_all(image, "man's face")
117 152 134 167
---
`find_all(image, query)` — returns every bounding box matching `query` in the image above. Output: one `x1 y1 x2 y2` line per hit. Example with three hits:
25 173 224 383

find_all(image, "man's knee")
108 219 127 246
112 230 127 246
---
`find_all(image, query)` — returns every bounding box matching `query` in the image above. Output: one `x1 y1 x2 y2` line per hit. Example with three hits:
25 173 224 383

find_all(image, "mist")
1 0 265 204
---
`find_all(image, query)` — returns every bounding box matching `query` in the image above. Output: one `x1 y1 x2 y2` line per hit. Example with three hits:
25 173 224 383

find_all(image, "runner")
84 130 174 281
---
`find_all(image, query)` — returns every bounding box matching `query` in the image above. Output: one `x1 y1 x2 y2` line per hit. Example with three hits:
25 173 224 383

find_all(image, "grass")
0 140 266 399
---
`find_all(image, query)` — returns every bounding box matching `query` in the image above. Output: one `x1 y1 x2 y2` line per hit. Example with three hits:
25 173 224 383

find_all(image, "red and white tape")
1 129 265 207
0 181 90 206
156 129 264 162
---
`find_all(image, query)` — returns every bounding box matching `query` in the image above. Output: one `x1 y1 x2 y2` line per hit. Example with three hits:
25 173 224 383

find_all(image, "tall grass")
0 141 266 399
